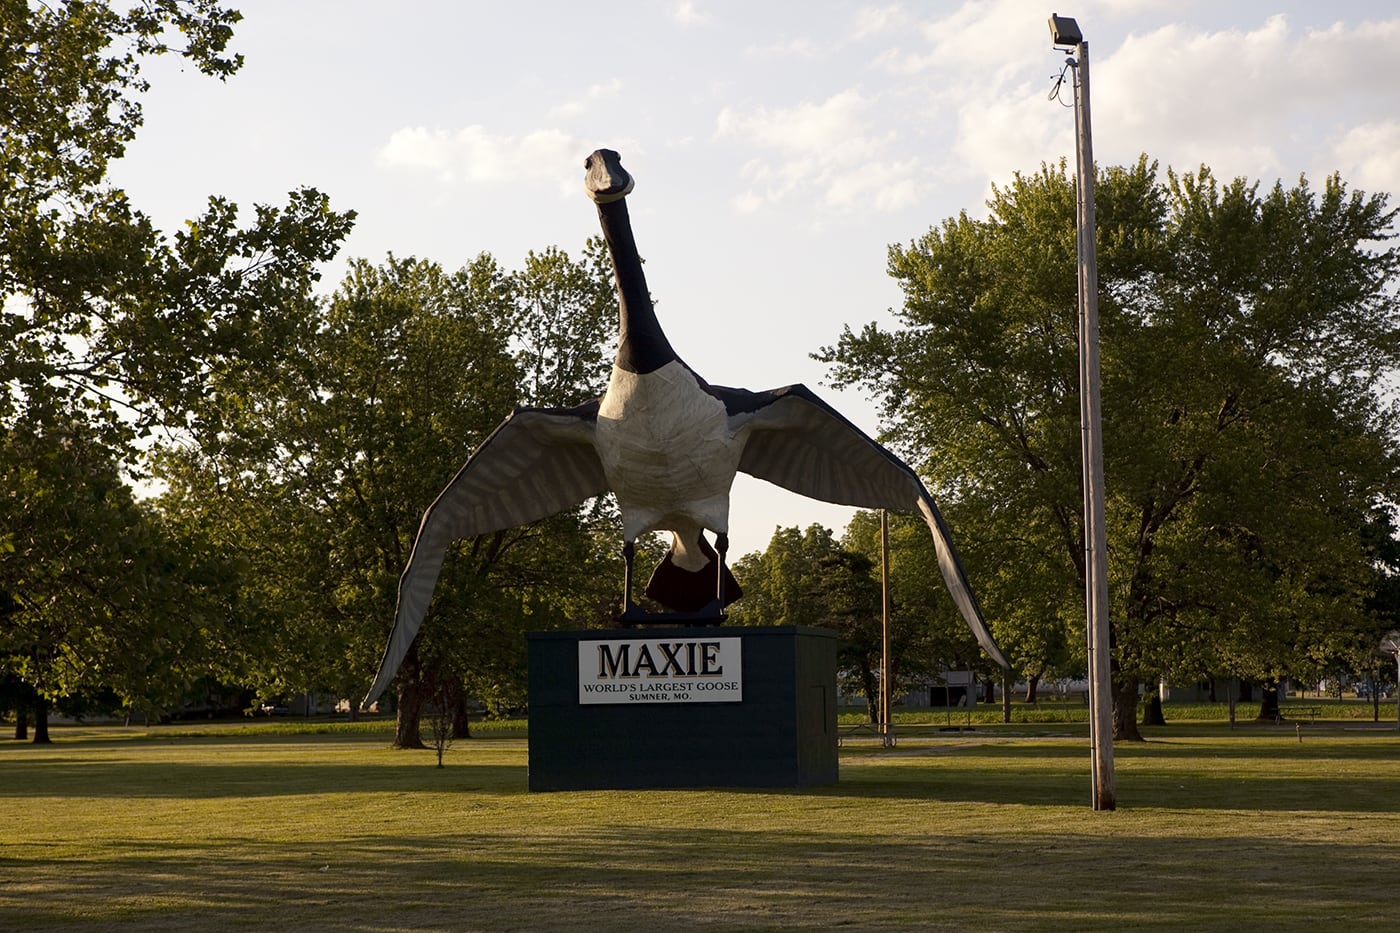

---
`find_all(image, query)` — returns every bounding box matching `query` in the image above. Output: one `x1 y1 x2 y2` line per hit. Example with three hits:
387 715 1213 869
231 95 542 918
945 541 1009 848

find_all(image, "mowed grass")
2 720 1398 931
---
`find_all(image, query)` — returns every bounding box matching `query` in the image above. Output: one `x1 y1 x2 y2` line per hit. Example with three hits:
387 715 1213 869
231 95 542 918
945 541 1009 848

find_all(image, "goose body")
596 359 738 549
362 149 1007 708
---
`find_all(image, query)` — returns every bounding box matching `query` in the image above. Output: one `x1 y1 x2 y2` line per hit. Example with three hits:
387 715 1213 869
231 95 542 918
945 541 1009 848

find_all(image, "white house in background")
839 670 981 709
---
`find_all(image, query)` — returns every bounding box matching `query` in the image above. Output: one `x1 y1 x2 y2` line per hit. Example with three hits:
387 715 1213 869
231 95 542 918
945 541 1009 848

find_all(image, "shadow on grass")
3 822 1395 931
9 738 1399 816
907 733 1400 766
2 759 527 799
828 760 1400 813
8 731 1400 930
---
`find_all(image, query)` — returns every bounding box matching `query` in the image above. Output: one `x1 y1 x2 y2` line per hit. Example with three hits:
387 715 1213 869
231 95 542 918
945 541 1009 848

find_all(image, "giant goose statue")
362 149 1007 707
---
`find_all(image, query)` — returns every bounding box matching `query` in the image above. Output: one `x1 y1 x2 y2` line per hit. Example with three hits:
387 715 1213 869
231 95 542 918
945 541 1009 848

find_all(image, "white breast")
595 360 742 540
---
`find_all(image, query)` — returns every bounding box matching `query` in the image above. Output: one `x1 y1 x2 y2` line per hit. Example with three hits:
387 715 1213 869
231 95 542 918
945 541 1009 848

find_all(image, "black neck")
596 198 677 374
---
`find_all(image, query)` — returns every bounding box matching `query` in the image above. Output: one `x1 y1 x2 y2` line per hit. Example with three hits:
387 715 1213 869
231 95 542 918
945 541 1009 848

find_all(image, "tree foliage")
731 522 950 719
0 413 242 727
509 240 616 408
820 158 1400 738
1 2 353 728
2 3 632 737
3 0 352 449
154 248 623 742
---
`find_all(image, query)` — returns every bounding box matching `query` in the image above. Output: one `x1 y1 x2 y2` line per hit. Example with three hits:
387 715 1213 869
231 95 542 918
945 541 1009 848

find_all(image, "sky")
111 0 1400 557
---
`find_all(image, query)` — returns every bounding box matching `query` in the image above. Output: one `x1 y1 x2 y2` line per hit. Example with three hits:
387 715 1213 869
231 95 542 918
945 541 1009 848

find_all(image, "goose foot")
616 600 725 627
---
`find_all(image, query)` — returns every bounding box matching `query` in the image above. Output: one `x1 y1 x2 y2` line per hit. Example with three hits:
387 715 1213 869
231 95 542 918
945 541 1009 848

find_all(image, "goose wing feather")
363 402 607 707
718 383 1009 669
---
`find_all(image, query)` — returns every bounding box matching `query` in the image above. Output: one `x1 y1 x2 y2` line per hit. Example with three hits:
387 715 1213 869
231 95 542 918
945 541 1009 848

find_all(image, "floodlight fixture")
1048 13 1083 48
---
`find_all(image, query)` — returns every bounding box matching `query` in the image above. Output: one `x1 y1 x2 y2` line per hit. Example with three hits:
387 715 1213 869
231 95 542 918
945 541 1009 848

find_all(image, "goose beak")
585 148 635 203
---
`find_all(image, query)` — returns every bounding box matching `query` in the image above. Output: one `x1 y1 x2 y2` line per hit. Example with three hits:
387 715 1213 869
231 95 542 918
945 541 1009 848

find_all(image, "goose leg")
715 532 730 611
622 539 637 615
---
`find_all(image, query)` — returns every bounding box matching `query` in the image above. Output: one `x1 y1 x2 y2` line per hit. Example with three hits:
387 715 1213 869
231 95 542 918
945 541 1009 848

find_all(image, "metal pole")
879 504 890 745
1072 38 1116 811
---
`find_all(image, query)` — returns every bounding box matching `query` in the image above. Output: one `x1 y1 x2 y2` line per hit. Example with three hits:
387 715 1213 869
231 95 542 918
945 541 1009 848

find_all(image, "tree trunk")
394 686 426 748
392 644 427 749
1141 688 1166 726
1112 676 1144 741
861 665 879 724
1024 672 1041 703
450 680 471 740
981 677 995 704
32 702 51 744
1238 680 1254 703
1256 682 1280 723
14 707 28 741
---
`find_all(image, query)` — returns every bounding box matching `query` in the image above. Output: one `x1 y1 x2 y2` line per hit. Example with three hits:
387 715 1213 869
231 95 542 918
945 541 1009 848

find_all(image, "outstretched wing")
362 402 608 707
717 383 1009 670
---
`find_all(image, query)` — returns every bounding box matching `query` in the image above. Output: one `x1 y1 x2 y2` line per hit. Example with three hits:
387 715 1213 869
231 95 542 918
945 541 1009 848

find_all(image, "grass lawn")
2 718 1397 931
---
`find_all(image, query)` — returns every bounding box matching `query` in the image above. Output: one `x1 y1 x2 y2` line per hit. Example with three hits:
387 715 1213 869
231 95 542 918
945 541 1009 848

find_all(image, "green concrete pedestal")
527 626 837 791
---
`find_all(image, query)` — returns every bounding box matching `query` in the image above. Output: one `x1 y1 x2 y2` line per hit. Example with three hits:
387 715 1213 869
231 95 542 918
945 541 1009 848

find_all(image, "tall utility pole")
1049 13 1116 811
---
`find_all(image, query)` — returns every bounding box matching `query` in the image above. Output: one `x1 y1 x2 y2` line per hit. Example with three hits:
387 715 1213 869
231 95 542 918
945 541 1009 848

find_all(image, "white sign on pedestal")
577 636 743 704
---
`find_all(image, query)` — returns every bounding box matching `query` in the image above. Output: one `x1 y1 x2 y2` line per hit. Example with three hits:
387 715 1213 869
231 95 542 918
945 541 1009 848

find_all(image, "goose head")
585 149 635 204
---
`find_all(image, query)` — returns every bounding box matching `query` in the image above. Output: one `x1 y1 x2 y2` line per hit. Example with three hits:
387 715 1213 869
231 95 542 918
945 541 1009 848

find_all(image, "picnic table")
1275 704 1321 724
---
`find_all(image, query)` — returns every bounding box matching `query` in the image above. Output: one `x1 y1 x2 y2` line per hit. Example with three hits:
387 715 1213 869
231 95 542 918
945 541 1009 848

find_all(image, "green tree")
157 248 622 747
509 240 617 407
842 510 1052 702
3 0 353 450
821 159 1400 739
2 0 241 274
2 1 353 725
732 526 863 697
156 254 519 741
732 522 943 719
0 414 241 737
729 525 837 630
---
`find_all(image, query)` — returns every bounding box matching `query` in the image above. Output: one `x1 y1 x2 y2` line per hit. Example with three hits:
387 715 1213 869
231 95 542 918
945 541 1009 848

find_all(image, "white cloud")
854 1 1083 201
731 189 765 215
723 3 1199 216
744 36 822 59
378 126 583 191
824 155 927 212
1092 0 1182 13
905 10 1400 202
674 1 707 26
550 79 624 118
951 80 1070 193
1292 17 1400 98
717 90 872 152
852 5 909 39
1326 120 1400 198
1090 15 1400 184
716 90 925 213
857 2 1400 210
1094 16 1293 173
888 0 1053 77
